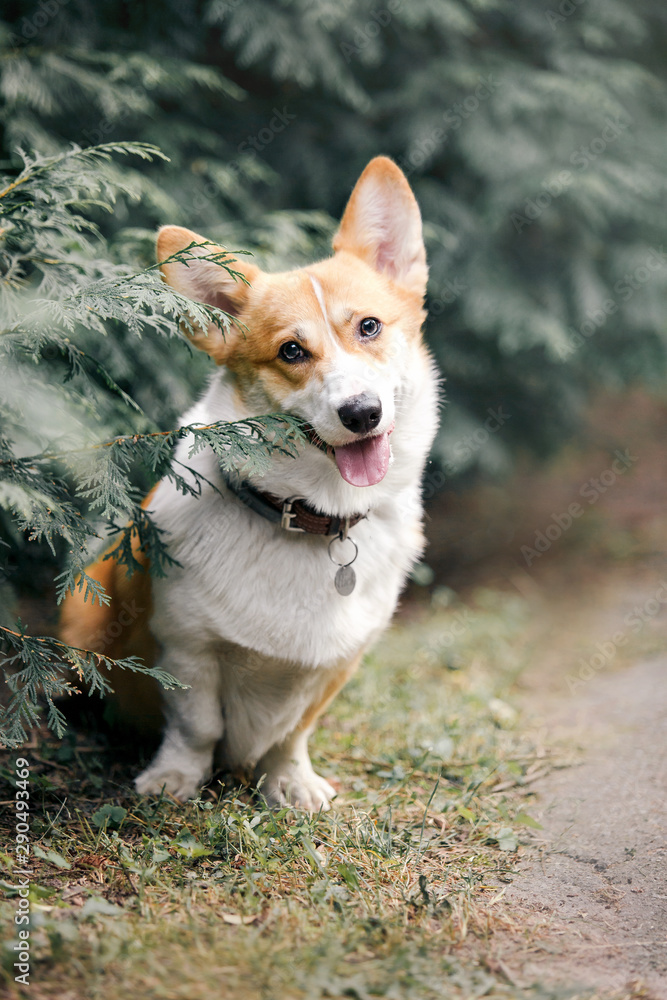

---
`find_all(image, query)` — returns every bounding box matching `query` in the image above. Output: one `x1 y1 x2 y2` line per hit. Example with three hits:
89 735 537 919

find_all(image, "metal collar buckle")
280 497 306 532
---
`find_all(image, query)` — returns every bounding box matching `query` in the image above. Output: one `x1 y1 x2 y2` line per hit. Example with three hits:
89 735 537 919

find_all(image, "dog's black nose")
337 394 383 435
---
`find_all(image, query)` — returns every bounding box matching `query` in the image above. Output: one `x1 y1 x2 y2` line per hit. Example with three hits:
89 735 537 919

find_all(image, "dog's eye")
278 341 308 362
359 317 382 338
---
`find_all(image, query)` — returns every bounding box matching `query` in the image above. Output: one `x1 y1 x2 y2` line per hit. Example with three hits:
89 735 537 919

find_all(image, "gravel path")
496 575 667 998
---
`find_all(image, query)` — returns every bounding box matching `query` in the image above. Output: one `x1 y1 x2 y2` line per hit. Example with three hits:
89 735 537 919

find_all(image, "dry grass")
0 585 615 999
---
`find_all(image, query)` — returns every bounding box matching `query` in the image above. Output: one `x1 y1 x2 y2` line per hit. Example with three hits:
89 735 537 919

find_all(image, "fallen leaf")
33 844 71 869
220 912 257 925
91 804 127 830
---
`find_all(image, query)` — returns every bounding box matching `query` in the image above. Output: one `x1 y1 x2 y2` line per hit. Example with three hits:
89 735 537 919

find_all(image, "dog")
61 156 439 811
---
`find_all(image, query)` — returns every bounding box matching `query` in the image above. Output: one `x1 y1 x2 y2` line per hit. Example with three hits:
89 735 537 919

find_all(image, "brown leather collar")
223 473 366 536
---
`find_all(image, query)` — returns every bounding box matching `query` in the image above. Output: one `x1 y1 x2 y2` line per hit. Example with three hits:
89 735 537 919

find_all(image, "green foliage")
91 803 127 829
2 1 667 742
0 621 187 748
0 142 306 746
0 591 547 997
3 0 667 477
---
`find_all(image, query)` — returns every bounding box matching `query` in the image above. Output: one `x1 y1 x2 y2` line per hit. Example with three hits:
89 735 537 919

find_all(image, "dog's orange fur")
60 488 162 733
60 485 361 738
61 504 363 740
296 651 363 734
60 156 431 756
159 240 425 404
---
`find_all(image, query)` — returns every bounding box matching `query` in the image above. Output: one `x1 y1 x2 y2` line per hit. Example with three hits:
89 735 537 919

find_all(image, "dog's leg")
134 648 223 801
255 652 363 812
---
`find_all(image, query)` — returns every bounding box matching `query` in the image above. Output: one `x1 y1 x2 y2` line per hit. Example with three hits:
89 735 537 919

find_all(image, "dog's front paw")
260 767 337 813
134 765 203 801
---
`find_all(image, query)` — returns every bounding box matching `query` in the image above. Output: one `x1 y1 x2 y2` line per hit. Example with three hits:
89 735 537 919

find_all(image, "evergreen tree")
2 0 667 740
0 142 304 745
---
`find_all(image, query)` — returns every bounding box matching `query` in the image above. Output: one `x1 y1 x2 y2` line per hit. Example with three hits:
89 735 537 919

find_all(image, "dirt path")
494 570 667 998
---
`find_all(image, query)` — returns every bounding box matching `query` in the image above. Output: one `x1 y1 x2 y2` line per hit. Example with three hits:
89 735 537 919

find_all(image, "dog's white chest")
133 154 440 807
151 484 421 670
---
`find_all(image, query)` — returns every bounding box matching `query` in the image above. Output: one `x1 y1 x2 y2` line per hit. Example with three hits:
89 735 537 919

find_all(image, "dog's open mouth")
304 424 393 488
332 433 391 487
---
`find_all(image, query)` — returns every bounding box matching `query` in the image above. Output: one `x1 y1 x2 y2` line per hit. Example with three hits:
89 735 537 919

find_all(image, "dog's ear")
332 157 428 298
157 225 260 361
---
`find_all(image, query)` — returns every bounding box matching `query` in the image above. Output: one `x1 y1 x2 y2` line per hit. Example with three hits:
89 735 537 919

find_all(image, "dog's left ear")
157 225 260 362
333 156 428 298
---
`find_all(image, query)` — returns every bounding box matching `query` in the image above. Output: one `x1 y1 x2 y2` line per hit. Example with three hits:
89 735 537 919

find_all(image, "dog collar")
222 472 366 537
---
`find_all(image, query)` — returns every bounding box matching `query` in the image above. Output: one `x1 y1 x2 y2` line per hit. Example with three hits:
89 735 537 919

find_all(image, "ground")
1 585 540 1000
491 567 667 998
2 391 667 999
3 557 666 1000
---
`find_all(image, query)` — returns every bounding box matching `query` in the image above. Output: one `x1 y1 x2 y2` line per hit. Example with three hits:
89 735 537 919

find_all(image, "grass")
0 584 596 1000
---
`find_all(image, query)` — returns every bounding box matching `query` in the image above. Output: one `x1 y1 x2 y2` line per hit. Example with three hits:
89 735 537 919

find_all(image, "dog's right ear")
333 157 427 300
157 225 260 361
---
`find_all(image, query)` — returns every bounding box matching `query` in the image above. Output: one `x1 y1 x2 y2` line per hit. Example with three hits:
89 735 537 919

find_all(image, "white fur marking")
309 275 341 352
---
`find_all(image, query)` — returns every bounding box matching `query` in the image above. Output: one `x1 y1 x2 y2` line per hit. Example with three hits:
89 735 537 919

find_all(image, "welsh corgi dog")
61 156 439 811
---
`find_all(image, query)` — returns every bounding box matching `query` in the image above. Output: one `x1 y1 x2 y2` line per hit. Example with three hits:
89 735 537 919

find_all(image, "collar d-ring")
328 533 358 569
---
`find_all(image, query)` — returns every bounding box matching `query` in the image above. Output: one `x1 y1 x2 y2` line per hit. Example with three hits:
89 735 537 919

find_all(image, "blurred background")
2 0 667 609
2 6 667 990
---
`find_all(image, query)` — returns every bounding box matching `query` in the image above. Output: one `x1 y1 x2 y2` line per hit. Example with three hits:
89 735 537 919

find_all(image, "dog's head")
159 156 429 490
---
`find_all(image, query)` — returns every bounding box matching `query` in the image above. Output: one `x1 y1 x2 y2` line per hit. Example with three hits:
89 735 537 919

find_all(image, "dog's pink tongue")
334 433 391 487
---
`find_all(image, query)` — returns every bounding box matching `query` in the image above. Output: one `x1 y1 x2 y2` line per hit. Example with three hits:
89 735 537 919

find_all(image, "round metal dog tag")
334 564 356 596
